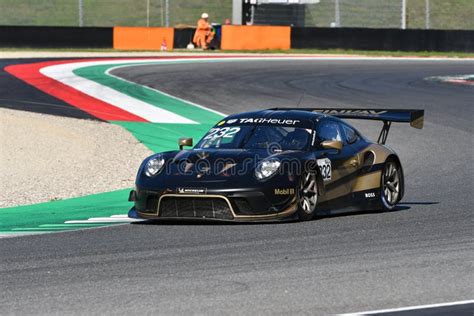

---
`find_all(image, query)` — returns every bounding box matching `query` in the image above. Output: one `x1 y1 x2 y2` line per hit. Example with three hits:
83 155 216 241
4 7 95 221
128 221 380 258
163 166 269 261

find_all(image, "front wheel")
380 159 403 211
297 172 318 221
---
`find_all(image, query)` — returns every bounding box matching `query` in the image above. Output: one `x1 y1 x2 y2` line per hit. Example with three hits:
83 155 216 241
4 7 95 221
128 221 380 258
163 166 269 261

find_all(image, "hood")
171 148 270 164
168 149 269 179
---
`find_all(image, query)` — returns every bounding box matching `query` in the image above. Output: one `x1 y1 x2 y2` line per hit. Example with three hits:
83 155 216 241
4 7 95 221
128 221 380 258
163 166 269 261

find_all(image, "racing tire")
297 172 318 221
380 159 403 211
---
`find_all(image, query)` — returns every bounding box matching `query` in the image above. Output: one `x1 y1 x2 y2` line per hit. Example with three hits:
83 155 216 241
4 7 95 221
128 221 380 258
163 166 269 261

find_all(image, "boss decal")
317 158 332 181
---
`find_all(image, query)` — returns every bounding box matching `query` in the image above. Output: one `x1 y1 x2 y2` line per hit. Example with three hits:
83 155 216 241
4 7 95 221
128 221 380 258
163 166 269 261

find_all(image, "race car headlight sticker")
145 156 165 177
255 159 281 180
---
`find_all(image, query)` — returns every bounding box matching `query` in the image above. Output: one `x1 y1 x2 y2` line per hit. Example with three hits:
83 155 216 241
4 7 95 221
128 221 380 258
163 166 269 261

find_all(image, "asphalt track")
1 58 473 314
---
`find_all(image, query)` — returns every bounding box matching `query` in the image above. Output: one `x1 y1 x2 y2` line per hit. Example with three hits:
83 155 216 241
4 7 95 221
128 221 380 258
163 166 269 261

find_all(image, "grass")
0 0 232 27
0 0 472 30
405 0 474 29
303 0 474 30
0 47 473 58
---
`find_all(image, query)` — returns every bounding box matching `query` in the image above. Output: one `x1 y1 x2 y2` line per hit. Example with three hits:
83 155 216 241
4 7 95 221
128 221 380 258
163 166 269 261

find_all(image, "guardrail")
0 25 472 52
0 26 112 48
291 27 474 52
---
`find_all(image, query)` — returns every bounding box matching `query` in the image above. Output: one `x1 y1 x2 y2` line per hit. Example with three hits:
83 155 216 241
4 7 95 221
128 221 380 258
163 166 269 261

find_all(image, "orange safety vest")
193 18 212 46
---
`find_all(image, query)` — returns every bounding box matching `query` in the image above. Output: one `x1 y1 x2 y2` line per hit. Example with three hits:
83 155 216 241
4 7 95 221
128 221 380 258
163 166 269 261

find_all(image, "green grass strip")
0 189 131 233
111 121 214 153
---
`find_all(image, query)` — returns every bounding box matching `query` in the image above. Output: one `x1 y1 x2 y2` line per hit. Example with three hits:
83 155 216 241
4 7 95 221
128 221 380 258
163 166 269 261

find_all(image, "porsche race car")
128 108 424 221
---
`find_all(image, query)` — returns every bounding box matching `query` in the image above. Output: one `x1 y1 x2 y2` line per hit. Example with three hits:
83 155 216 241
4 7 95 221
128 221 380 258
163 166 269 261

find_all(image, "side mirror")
178 137 193 150
321 140 342 151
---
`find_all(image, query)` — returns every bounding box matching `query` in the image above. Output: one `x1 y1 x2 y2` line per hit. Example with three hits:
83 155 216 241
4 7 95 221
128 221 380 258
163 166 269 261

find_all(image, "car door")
340 122 364 189
315 119 359 204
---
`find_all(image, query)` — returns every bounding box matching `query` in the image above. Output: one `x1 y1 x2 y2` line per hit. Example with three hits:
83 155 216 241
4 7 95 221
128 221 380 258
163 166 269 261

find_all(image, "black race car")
128 108 424 221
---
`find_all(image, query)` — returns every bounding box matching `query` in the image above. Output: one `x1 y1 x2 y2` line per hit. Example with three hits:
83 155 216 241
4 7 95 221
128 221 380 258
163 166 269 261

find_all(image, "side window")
316 120 343 143
342 124 359 144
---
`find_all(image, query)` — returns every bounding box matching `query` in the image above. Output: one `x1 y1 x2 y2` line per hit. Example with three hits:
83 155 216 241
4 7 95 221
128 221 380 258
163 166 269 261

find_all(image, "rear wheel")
380 159 403 211
297 172 318 221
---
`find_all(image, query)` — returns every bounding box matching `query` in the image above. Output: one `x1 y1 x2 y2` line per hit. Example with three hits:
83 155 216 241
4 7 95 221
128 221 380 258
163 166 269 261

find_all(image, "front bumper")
128 187 298 222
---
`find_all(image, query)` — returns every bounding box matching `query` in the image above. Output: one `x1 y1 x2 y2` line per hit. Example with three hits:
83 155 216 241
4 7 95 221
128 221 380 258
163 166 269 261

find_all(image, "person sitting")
193 13 214 50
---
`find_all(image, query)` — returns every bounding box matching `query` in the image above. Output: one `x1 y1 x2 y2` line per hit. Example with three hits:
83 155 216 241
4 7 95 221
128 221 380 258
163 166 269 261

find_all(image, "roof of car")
224 109 326 121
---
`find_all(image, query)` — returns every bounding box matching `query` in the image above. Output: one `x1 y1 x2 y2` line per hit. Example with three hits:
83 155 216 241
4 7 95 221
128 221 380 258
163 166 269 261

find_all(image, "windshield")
195 125 312 151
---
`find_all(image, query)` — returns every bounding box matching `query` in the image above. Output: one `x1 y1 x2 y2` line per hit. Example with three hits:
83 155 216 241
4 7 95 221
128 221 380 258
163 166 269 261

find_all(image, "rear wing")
268 108 424 144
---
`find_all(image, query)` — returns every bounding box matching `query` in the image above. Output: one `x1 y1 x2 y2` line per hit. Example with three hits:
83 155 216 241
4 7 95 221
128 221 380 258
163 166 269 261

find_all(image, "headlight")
144 156 165 177
255 159 281 180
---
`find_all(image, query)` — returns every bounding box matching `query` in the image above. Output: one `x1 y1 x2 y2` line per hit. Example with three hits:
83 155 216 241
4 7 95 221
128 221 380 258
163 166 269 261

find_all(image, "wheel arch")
385 154 405 202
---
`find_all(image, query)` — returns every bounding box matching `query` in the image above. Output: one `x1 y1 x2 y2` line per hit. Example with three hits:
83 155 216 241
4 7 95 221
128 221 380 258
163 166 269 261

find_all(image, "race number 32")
317 158 332 181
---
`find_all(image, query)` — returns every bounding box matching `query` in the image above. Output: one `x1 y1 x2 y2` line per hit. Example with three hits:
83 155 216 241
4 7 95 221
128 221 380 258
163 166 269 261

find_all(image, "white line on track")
64 214 143 224
0 232 48 238
340 299 474 315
